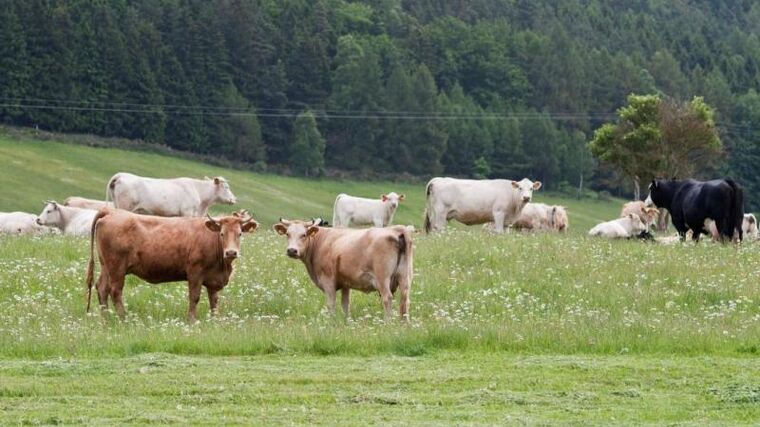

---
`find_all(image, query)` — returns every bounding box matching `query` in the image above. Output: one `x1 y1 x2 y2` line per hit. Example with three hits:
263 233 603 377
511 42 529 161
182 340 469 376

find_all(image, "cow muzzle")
522 196 531 203
36 218 43 225
286 248 299 258
224 249 239 259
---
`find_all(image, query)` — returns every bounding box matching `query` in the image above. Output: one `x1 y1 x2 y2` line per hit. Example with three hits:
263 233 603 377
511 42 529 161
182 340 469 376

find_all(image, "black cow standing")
645 178 744 242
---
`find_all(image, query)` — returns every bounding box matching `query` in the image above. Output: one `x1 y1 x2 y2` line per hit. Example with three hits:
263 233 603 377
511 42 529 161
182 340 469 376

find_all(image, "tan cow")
273 219 413 319
64 196 114 210
620 201 659 229
86 208 258 320
509 203 569 232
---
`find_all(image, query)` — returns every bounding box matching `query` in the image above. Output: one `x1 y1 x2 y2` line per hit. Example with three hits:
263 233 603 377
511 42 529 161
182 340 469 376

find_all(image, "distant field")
1 132 759 424
0 131 622 232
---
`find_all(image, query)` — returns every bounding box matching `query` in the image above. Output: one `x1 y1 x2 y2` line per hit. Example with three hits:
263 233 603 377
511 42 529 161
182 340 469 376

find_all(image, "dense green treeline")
1 1 759 206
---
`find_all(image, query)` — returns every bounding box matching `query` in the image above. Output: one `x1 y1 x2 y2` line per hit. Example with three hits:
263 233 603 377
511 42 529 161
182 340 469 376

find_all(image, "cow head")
626 213 647 234
511 178 542 204
644 179 673 208
273 218 319 259
207 176 237 205
37 201 61 226
642 206 660 228
381 192 405 210
205 210 258 260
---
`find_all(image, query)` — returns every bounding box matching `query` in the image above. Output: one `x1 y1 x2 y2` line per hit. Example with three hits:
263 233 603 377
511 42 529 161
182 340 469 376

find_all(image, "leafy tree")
289 110 325 176
589 94 722 199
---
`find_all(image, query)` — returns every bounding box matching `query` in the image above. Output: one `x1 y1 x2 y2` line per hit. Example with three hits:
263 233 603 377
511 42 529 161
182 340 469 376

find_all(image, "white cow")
64 196 114 210
423 177 542 233
509 203 569 232
106 173 237 217
37 201 97 236
332 192 404 228
0 212 56 235
588 214 647 239
705 213 758 242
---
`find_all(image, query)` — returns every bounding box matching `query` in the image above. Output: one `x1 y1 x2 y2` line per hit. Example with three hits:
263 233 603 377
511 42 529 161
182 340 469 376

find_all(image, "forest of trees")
1 1 760 207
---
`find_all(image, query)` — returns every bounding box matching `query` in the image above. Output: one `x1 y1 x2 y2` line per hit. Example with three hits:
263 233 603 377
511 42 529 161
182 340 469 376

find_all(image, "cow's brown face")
205 214 258 259
511 179 542 204
273 220 319 259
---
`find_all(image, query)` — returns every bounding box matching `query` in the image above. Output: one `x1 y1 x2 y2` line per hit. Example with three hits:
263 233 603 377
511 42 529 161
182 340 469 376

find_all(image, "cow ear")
307 225 320 237
532 181 542 190
273 223 288 235
242 220 259 233
399 194 405 201
381 194 388 202
511 181 520 189
205 219 221 232
214 177 221 185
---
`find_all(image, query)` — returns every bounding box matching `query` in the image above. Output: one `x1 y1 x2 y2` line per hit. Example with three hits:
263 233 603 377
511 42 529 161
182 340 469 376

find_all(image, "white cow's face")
627 213 647 234
511 179 542 204
37 202 62 226
273 220 319 259
381 192 405 210
212 177 237 205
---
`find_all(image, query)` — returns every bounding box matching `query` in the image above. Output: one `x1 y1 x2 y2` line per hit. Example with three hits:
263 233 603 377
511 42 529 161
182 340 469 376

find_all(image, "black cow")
645 178 744 242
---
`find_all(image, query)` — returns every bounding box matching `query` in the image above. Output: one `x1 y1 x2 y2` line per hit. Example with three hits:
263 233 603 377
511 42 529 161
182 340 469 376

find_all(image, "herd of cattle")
0 173 755 320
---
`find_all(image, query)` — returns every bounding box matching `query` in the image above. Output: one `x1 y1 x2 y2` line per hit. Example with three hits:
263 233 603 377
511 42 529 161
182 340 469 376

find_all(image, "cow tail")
332 194 342 227
106 175 118 207
423 181 433 234
726 179 744 241
550 206 557 230
86 209 108 312
391 227 414 299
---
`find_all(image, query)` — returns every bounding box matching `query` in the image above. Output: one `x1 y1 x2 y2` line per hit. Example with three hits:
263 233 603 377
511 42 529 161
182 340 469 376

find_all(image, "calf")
274 218 413 319
37 201 97 236
86 208 258 320
509 203 569 232
588 214 647 239
332 192 404 228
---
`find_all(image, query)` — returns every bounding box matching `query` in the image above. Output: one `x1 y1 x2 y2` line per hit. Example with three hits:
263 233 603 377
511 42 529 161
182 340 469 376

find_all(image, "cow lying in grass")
588 214 647 239
274 218 413 320
86 208 258 320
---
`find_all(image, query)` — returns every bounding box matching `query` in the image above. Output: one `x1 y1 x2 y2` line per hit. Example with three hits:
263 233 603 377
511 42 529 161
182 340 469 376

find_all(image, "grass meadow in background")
1 132 759 424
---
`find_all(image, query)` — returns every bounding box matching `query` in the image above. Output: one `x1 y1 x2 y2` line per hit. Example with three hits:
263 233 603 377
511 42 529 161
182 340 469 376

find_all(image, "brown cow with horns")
273 218 413 319
86 208 258 320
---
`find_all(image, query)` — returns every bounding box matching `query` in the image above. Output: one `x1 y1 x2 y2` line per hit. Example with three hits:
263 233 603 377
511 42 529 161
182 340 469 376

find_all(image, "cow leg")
320 277 338 316
207 288 220 317
378 277 393 320
492 211 506 233
341 287 350 318
109 276 126 319
398 275 411 321
95 272 109 312
187 280 203 322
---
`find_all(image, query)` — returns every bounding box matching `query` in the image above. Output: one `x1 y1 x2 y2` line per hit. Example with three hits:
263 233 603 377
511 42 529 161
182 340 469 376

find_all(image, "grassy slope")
0 133 621 231
2 132 759 425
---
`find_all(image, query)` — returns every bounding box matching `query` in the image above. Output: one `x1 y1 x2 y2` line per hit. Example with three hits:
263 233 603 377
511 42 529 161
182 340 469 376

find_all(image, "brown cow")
85 208 258 320
273 219 413 319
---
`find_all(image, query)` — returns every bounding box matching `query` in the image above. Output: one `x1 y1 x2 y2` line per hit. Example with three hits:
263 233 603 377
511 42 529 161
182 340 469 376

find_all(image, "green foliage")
289 110 325 176
1 1 760 204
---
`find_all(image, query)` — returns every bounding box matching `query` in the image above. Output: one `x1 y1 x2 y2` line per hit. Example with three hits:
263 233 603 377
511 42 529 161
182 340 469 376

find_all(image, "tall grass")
1 230 758 358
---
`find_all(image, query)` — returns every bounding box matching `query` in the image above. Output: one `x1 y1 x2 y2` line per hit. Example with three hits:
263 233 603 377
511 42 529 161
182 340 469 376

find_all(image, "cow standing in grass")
645 178 744 242
86 208 258 320
332 192 405 228
106 172 237 217
274 218 413 319
424 177 542 233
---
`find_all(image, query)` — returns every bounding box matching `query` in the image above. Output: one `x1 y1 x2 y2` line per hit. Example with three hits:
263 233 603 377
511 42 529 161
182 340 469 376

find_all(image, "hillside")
0 132 622 231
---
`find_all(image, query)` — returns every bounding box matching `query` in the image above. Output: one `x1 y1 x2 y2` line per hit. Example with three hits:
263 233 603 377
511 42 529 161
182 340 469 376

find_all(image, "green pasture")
1 133 759 424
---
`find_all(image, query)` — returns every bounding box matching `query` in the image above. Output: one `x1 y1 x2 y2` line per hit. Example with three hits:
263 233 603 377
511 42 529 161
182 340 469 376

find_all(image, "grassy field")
1 132 759 424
